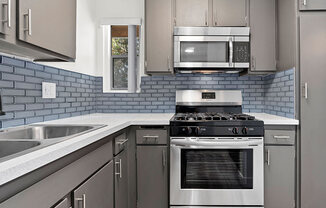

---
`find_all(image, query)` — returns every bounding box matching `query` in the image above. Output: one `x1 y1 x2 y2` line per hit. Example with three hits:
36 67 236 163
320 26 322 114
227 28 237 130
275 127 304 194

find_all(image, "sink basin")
0 141 41 158
0 125 102 140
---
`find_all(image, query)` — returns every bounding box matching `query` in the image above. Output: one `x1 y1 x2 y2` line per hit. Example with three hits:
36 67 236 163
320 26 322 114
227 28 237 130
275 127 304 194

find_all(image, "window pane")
112 38 128 55
113 58 128 89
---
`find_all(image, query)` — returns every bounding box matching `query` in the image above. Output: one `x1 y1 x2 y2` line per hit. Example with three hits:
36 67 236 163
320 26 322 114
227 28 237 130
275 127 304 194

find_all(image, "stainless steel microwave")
174 27 250 73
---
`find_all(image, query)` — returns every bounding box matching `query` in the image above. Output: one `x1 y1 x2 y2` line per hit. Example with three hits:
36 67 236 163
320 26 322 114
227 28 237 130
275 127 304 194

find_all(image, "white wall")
42 0 144 77
42 0 98 76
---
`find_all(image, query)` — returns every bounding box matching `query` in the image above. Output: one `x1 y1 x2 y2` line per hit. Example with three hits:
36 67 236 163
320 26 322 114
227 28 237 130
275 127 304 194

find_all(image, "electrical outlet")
42 82 56 99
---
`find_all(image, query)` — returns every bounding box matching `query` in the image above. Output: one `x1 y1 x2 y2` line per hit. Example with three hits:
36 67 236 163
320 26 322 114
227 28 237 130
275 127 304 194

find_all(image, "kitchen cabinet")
276 0 297 71
73 161 114 208
145 0 173 74
264 146 295 208
249 0 276 72
299 0 326 10
0 0 15 42
53 197 71 208
18 0 76 59
264 127 296 208
300 14 326 208
137 146 168 208
115 147 129 208
175 0 210 26
212 0 248 26
136 128 168 208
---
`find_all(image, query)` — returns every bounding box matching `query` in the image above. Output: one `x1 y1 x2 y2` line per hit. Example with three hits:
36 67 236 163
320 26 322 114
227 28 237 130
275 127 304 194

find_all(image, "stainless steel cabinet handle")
229 38 233 67
143 135 159 139
115 159 122 178
167 56 170 71
251 56 256 69
266 150 270 166
205 10 208 26
1 0 11 28
304 82 308 99
117 139 128 146
162 149 166 168
24 9 32 36
273 135 290 139
76 194 86 208
303 0 307 6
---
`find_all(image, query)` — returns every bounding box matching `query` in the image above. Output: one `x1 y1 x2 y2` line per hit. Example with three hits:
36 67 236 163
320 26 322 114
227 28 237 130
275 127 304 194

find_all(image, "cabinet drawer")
265 129 295 145
136 130 167 145
114 132 127 155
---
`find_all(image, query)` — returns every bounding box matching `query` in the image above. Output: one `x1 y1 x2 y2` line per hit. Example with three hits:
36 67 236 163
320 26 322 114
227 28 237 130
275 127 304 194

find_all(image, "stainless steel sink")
0 141 41 158
0 125 103 140
0 124 106 161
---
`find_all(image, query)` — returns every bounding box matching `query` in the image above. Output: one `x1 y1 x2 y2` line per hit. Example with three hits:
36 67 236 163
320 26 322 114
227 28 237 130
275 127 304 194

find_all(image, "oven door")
170 138 264 206
174 36 234 68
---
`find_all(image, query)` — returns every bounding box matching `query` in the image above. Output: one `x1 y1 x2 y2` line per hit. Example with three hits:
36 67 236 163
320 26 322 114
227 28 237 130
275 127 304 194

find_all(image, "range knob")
242 127 249 135
232 127 239 134
180 127 192 135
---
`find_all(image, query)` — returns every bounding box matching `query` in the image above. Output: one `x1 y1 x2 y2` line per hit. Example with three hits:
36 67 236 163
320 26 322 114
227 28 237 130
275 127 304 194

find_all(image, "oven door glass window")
180 42 229 62
181 149 253 189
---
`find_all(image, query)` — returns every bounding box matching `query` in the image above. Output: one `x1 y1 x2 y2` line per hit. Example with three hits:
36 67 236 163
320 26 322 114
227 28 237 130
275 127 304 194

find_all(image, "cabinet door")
213 0 247 26
145 0 173 73
249 0 276 72
0 0 14 37
137 146 168 208
299 0 326 10
175 0 210 26
300 14 326 208
265 146 295 208
115 150 128 208
18 0 76 58
73 161 114 208
53 198 70 208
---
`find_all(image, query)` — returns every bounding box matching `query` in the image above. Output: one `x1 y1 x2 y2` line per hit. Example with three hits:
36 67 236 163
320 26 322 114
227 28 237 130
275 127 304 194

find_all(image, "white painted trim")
99 17 142 26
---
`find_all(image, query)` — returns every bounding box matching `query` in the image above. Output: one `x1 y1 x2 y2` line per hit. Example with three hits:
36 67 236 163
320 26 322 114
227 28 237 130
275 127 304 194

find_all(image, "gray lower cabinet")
18 0 76 59
145 0 173 74
137 145 168 208
212 0 248 26
73 161 114 208
115 149 129 208
264 146 295 208
299 0 326 10
300 14 326 208
249 0 276 72
53 198 71 208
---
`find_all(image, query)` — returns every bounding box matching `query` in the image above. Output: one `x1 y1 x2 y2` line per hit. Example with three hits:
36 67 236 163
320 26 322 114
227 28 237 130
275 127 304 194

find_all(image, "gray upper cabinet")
115 149 129 208
137 146 168 208
0 0 15 41
73 161 114 208
300 14 326 208
175 0 210 26
249 0 276 72
145 0 173 74
299 0 326 10
18 0 76 59
212 0 248 26
264 146 295 208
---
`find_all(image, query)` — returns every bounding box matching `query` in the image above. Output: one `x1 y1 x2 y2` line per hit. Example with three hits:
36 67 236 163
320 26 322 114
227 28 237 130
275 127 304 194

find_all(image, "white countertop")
248 113 299 126
0 112 298 186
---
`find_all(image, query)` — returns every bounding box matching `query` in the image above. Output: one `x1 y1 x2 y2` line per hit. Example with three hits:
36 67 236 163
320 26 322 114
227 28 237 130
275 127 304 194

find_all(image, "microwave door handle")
229 38 233 67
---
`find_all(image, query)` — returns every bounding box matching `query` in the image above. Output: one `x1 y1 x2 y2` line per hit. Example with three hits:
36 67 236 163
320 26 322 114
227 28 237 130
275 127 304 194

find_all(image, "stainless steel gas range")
169 90 264 208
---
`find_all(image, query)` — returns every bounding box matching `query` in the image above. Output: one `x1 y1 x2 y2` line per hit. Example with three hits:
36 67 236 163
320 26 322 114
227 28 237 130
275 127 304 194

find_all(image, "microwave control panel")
233 42 250 63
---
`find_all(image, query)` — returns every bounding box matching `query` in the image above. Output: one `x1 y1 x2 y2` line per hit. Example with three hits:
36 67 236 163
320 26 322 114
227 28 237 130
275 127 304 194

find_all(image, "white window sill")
102 89 141 94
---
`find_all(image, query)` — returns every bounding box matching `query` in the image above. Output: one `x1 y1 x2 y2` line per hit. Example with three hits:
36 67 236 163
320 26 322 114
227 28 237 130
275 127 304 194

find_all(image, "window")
111 26 140 90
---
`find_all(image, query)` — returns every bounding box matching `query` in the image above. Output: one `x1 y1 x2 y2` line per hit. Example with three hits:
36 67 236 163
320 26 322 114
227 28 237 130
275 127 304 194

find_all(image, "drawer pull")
265 150 270 166
76 194 86 208
273 135 291 139
143 135 159 139
117 139 128 146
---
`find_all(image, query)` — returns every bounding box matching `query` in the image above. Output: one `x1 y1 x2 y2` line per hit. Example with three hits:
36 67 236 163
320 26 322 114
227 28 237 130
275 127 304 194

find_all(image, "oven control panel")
171 126 264 137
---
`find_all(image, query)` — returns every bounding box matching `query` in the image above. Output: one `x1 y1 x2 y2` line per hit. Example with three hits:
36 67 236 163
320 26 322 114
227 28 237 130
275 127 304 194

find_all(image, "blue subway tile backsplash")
0 56 295 129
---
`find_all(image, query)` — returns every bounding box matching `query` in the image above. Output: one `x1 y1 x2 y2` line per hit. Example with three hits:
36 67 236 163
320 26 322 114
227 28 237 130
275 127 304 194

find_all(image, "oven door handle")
171 140 262 147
